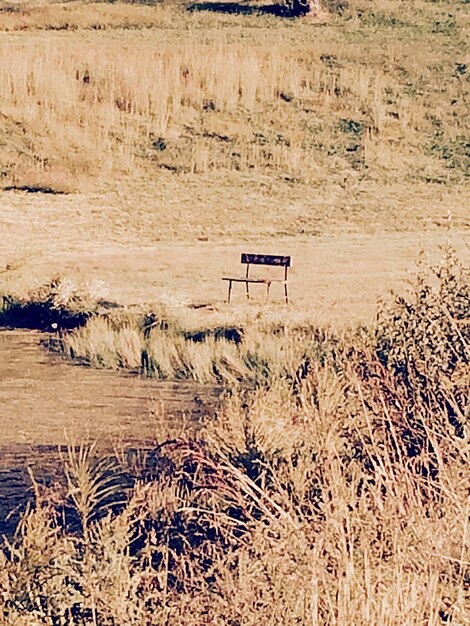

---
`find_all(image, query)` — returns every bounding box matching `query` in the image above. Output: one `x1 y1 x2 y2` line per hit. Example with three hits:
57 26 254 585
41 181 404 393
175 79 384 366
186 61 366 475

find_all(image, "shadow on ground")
188 2 286 16
189 1 349 15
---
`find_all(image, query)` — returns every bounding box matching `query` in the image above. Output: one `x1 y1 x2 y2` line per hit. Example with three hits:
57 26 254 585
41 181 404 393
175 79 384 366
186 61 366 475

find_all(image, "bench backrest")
241 254 291 267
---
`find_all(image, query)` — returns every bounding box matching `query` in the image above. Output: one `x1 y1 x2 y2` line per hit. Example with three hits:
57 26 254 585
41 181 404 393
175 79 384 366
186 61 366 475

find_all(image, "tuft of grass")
61 314 341 386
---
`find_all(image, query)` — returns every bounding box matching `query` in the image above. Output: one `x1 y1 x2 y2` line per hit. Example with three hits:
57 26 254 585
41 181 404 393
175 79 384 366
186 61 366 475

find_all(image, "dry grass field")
0 0 468 319
0 1 468 191
0 1 469 624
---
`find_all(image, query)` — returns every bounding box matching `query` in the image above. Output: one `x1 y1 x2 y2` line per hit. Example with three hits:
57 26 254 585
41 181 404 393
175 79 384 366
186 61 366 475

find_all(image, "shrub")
376 246 469 437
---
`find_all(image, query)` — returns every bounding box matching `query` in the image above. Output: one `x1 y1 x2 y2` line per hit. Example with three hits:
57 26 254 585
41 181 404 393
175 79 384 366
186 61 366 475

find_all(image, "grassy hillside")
0 0 468 232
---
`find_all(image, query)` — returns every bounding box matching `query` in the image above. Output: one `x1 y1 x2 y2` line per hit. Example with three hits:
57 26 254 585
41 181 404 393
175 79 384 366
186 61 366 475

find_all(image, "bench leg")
284 283 289 304
266 282 271 302
227 280 232 303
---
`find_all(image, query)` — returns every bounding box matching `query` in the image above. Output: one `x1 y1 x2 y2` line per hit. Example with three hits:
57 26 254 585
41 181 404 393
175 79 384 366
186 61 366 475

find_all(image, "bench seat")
222 277 287 284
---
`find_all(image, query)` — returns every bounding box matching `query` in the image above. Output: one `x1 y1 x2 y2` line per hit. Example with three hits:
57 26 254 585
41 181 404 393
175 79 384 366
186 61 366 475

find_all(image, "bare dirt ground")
1 181 468 325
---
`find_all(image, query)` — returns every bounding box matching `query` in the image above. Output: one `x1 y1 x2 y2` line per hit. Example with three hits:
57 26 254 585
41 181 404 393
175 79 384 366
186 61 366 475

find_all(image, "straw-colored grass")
1 250 468 623
0 0 468 198
62 313 336 385
0 3 468 622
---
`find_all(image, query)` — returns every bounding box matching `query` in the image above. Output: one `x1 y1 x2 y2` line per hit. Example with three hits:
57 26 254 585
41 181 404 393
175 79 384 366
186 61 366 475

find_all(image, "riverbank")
1 248 468 624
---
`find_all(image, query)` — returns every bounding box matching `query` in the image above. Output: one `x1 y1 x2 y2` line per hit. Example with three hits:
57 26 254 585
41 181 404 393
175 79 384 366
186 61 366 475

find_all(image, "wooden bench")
222 254 291 303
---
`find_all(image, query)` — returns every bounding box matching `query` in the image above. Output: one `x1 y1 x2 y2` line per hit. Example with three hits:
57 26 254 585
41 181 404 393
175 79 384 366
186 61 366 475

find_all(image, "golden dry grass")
0 7 469 624
0 0 468 194
0 251 468 624
2 225 469 326
0 0 468 325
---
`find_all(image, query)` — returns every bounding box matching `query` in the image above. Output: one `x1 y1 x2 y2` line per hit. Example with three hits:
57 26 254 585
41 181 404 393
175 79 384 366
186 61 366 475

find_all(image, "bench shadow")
188 2 286 16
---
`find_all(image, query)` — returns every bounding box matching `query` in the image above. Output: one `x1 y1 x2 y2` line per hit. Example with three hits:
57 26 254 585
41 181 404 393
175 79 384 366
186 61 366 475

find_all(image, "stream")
0 330 220 535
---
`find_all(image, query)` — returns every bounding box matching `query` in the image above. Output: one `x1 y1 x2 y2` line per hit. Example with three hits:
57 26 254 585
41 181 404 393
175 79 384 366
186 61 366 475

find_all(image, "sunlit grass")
0 2 468 622
0 0 468 192
1 248 468 624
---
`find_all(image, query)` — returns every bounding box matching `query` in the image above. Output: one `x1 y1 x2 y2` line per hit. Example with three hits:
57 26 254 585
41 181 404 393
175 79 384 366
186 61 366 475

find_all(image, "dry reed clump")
0 1 468 190
62 314 339 385
0 275 112 330
376 246 469 440
1 250 468 624
65 317 143 368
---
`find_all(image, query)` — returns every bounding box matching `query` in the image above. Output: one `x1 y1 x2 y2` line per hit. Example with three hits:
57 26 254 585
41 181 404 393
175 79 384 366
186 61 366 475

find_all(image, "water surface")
0 330 219 533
